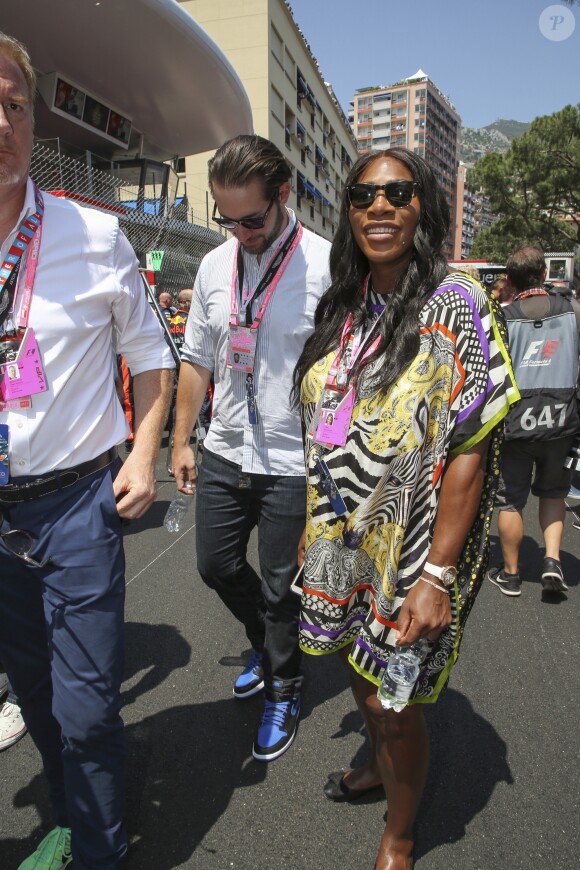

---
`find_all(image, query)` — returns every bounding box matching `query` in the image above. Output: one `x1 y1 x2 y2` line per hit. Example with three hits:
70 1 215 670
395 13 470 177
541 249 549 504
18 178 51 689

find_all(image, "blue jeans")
196 449 305 692
0 463 127 869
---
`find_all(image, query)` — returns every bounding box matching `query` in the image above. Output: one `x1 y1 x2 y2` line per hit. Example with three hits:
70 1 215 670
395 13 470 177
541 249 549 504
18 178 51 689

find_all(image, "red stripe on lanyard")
0 185 44 327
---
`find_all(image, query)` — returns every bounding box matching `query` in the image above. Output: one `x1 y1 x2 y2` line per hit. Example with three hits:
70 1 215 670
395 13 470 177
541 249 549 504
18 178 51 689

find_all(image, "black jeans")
196 449 305 692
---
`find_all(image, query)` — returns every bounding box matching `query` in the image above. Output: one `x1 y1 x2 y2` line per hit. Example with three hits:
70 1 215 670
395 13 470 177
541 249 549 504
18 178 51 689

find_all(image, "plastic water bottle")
377 642 428 712
163 483 194 533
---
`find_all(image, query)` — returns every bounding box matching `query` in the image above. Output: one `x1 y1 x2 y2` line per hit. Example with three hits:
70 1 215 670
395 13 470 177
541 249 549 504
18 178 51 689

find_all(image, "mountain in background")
459 119 531 166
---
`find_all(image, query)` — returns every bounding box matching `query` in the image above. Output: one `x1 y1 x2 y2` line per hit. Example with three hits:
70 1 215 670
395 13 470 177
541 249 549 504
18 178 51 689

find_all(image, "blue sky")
287 0 579 128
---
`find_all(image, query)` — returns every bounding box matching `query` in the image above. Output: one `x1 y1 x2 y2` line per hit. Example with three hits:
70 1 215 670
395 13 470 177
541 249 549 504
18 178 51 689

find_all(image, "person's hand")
172 443 198 494
113 453 157 519
395 578 452 646
297 527 306 567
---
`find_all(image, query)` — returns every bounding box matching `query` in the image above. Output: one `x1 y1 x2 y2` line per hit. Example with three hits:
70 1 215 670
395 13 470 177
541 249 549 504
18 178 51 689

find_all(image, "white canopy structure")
3 0 253 160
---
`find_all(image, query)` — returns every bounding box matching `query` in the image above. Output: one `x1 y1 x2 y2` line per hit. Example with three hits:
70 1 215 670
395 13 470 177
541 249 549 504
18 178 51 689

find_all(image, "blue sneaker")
18 826 72 869
233 650 264 699
252 692 301 762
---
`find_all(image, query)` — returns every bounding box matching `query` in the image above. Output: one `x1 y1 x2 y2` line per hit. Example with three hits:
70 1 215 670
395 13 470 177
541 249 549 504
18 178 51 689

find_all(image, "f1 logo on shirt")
521 339 560 363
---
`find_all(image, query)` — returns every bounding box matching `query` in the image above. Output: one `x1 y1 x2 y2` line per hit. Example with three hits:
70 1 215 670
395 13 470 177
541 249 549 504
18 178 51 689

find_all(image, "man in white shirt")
173 135 330 762
0 33 173 869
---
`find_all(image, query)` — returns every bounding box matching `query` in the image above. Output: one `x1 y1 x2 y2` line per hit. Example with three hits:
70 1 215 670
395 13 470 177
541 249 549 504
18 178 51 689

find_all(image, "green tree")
470 104 579 262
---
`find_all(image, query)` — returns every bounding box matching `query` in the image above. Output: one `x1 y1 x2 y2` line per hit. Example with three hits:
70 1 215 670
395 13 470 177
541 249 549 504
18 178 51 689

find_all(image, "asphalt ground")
1 440 579 869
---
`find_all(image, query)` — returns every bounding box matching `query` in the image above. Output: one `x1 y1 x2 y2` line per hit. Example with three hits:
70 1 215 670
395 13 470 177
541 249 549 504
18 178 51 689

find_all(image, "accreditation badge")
226 324 257 372
314 387 355 448
0 327 47 402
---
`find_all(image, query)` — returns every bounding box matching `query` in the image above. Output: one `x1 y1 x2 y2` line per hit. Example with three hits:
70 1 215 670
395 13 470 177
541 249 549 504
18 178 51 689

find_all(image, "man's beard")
0 158 28 187
0 167 25 185
241 203 286 256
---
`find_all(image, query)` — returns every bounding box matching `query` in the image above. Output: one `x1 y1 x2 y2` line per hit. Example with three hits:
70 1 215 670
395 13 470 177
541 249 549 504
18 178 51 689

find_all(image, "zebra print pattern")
299 274 518 702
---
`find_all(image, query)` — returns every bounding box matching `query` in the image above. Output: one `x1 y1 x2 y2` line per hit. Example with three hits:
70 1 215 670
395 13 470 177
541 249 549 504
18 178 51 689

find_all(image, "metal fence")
30 141 226 296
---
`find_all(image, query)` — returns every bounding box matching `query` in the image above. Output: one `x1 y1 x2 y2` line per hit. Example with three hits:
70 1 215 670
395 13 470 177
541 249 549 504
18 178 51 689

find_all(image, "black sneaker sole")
487 571 522 597
233 679 265 699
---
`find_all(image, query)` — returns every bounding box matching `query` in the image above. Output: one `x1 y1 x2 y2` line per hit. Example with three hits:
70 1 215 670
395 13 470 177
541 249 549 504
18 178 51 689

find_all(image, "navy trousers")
0 463 127 869
196 449 305 690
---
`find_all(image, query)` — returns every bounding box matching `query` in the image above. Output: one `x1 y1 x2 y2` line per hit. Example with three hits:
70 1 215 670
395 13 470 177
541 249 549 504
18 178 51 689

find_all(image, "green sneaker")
18 826 72 869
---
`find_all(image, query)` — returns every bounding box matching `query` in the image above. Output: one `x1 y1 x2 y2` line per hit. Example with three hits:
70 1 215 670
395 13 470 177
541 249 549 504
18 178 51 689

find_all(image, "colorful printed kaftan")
299 274 519 703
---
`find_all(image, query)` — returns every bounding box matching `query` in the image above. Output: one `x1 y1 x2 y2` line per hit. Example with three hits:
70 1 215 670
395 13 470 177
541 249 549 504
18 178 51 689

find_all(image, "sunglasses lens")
240 217 265 230
348 185 374 208
387 182 415 206
2 530 33 557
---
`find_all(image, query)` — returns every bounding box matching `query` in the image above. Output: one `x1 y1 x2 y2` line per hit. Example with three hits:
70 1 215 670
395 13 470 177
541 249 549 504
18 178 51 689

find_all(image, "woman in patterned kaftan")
293 148 518 870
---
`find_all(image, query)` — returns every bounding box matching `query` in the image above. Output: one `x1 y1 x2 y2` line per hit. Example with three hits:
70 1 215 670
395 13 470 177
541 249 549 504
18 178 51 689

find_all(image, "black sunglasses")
347 180 419 210
0 512 50 568
212 190 279 230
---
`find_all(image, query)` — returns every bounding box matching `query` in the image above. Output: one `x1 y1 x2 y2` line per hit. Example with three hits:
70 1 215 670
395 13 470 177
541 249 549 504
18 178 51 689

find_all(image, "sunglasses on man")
347 180 420 210
212 190 279 230
0 512 50 568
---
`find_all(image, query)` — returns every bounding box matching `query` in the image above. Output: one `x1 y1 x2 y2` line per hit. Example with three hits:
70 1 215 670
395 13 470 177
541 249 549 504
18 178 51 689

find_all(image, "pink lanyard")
326 275 383 388
229 223 303 329
16 221 42 329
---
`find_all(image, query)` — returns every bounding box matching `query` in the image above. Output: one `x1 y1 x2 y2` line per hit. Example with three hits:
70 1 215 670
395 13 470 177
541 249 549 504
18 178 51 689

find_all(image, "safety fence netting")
30 141 226 296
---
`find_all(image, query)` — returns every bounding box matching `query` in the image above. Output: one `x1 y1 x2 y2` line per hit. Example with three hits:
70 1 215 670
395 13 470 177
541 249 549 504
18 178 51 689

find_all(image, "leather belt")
0 448 118 504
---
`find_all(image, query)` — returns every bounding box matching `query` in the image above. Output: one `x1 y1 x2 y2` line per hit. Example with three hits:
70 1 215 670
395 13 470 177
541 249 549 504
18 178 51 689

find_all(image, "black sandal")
323 769 385 803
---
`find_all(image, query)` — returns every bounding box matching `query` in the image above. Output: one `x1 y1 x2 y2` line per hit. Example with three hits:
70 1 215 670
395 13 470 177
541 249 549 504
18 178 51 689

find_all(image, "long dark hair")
293 147 450 401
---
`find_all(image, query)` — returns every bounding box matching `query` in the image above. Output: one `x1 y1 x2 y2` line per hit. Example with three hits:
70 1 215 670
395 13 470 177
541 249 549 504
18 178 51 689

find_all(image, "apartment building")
473 188 494 237
350 70 461 254
455 164 476 259
179 0 358 240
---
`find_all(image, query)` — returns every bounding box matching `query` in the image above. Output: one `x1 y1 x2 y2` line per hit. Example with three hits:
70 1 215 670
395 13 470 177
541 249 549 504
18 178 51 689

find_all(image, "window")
296 170 306 209
285 109 295 149
297 68 307 110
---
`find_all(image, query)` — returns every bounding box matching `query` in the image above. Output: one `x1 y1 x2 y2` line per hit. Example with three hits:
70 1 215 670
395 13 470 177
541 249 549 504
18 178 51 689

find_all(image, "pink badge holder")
0 327 47 402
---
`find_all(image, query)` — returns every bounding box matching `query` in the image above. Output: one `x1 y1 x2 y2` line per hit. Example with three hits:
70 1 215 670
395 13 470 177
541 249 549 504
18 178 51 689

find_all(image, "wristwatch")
423 561 458 588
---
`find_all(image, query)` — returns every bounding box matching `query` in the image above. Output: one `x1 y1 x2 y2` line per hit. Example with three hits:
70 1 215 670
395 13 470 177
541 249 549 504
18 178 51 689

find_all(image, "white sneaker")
0 672 8 697
0 701 27 750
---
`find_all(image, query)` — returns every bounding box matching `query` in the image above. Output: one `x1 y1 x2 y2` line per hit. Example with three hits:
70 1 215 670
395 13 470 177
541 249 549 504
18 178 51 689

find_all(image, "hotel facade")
179 0 359 240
